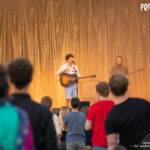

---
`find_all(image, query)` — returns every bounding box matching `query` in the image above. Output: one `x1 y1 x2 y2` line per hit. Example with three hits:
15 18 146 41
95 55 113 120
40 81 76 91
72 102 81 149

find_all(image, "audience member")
64 97 86 150
85 81 114 150
7 58 58 150
80 106 89 115
80 106 92 147
105 74 150 150
0 63 35 150
59 106 70 150
41 96 62 145
0 64 9 99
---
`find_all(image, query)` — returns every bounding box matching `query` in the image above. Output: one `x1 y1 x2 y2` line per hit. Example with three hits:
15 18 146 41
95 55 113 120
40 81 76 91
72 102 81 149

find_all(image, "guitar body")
60 73 78 87
60 73 96 87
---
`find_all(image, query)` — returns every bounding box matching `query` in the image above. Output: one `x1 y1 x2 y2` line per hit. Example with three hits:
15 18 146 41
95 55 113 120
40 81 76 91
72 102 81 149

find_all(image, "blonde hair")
59 107 70 131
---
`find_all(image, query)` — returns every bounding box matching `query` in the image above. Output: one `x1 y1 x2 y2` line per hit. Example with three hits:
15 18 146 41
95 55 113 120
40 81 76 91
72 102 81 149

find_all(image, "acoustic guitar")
60 73 96 87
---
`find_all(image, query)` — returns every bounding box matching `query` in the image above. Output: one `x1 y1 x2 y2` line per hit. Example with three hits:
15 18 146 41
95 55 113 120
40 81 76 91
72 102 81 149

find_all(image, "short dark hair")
109 74 128 96
116 56 123 61
80 106 89 116
65 53 74 61
41 96 52 109
0 64 9 99
7 58 33 89
71 97 80 108
96 81 109 97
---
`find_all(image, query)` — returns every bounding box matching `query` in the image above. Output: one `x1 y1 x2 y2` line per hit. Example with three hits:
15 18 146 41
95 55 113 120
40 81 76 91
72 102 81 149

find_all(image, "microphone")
73 66 77 73
72 61 75 64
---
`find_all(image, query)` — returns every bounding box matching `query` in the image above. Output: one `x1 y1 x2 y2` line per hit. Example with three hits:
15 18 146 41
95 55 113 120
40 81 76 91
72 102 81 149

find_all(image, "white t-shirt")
57 63 80 76
52 114 62 137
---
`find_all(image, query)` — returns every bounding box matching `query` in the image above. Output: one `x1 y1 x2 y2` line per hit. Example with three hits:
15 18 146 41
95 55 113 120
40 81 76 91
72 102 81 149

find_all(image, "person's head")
65 53 74 64
71 97 80 109
116 56 123 66
80 106 89 116
109 74 128 96
96 81 109 98
113 145 127 150
0 64 9 99
7 58 33 90
59 106 70 119
41 96 52 109
59 106 70 131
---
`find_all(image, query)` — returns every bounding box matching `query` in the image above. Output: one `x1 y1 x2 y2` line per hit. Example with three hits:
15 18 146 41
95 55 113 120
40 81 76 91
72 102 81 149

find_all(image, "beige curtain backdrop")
0 0 150 108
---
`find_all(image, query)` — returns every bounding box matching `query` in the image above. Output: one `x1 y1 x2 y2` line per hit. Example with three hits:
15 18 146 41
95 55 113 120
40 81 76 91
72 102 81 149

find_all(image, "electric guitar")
128 68 144 76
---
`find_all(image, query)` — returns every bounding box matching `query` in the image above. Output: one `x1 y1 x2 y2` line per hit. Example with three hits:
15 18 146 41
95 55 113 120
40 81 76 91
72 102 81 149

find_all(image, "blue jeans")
93 146 107 150
66 141 85 150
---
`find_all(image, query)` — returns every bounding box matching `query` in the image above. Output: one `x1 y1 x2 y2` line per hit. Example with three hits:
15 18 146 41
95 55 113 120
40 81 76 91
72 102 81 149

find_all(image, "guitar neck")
78 75 96 80
128 68 144 76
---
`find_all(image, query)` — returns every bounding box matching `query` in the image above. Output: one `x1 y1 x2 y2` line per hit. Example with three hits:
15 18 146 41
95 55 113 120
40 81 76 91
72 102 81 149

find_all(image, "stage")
0 0 150 108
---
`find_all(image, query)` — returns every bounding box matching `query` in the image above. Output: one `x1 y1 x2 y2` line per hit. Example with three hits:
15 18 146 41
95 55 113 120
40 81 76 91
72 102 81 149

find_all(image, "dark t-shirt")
10 93 58 150
110 66 128 76
105 98 150 149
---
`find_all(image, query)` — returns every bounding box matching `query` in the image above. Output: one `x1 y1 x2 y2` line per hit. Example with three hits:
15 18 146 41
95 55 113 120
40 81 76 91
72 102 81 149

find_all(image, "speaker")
79 101 90 110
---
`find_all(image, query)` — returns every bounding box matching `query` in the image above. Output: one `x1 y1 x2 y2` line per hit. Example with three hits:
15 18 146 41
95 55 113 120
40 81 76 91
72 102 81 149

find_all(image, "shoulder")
0 100 26 114
30 100 51 116
128 97 148 103
88 102 99 113
1 101 29 119
52 114 59 122
107 100 115 105
73 65 78 69
106 105 117 117
15 106 28 117
129 97 150 106
105 106 117 123
63 63 68 67
53 113 59 119
102 100 114 107
64 112 71 123
90 101 99 108
89 100 111 109
79 111 86 117
60 63 68 68
65 112 71 118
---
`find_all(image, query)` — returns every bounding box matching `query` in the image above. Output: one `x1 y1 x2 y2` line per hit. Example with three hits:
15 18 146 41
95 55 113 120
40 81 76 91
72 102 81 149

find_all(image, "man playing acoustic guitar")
57 54 80 107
